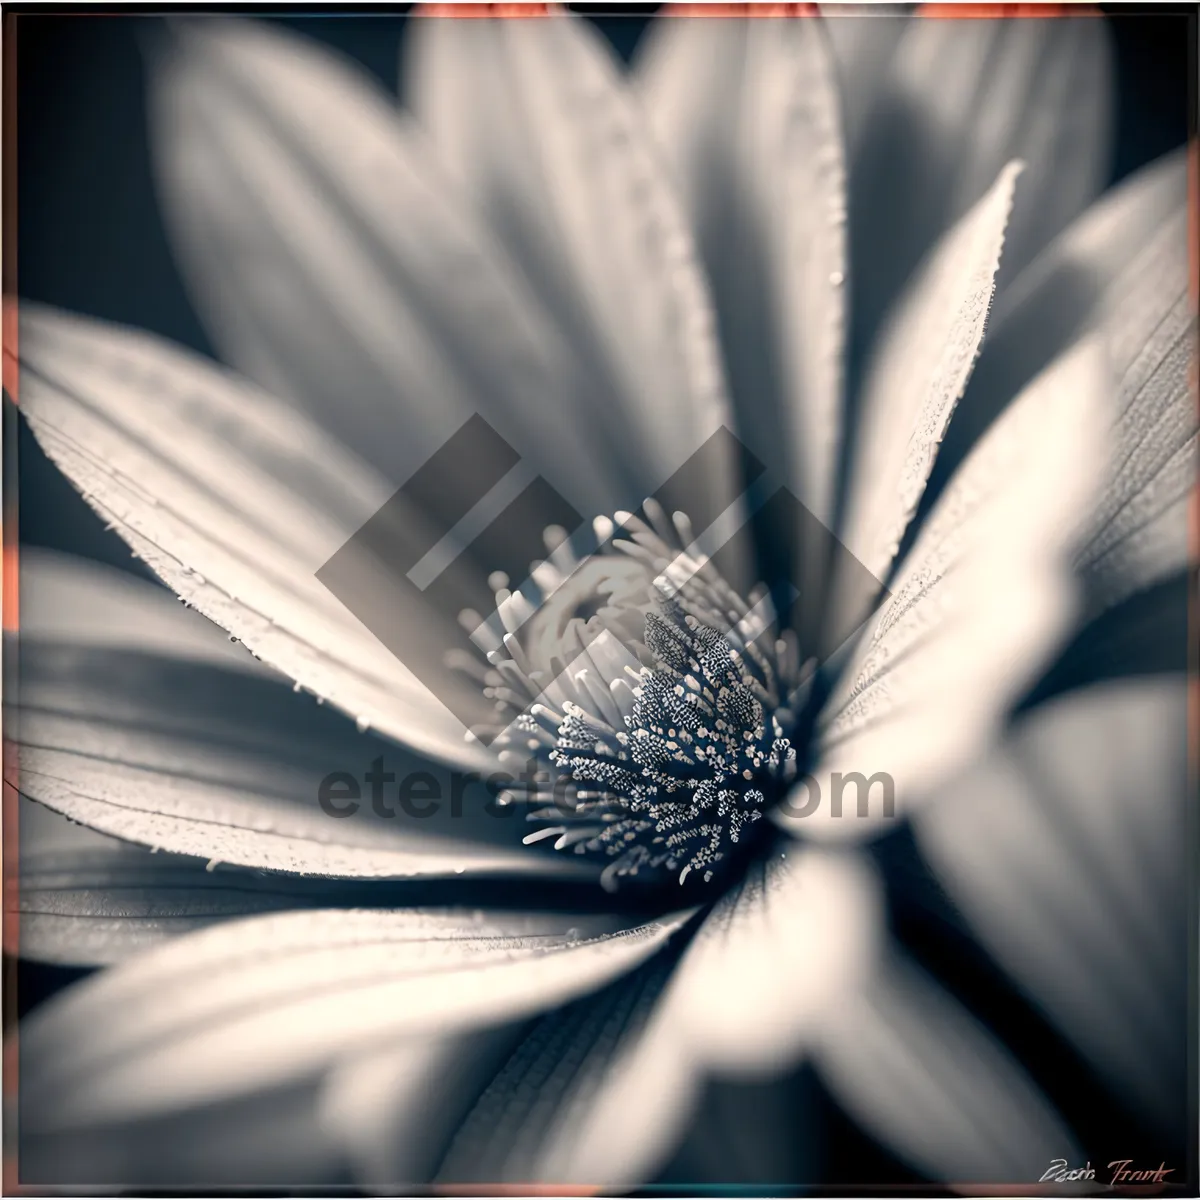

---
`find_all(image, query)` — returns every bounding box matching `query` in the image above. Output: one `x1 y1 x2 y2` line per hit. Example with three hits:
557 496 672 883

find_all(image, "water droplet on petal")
829 270 845 287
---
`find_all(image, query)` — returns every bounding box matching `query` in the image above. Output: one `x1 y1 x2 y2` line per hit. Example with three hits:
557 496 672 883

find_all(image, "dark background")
6 5 1196 1191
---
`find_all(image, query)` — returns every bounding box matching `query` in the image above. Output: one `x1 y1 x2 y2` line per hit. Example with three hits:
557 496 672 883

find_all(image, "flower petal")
814 949 1081 1183
849 13 1112 363
634 14 847 525
405 13 741 512
914 679 1188 1137
18 906 690 1131
819 8 908 154
17 306 494 769
924 153 1187 519
835 161 1022 611
928 151 1194 614
152 17 631 516
436 954 679 1187
16 797 370 967
803 336 1109 838
1072 212 1196 611
662 846 882 1071
19 1077 342 1187
10 549 585 879
522 847 883 1188
321 1026 526 1188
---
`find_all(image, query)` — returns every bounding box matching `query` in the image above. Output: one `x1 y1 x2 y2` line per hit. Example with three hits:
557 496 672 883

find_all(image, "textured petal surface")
848 13 1112 366
802 338 1110 838
635 14 846 525
9 550 583 879
928 151 1193 613
438 955 680 1187
18 307 493 769
16 797 375 966
321 1025 527 1188
835 161 1021 605
18 906 690 1131
406 13 740 512
152 18 633 517
520 847 884 1188
815 949 1080 1183
1072 212 1195 610
915 679 1188 1138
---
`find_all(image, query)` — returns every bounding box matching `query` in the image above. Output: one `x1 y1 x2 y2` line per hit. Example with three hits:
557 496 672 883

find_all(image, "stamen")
455 509 812 891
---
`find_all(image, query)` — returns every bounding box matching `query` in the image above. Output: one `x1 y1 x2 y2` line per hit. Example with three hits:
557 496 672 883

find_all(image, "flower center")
460 504 812 891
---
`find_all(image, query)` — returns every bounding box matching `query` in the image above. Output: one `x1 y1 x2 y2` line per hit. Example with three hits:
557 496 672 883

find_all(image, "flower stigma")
456 501 813 892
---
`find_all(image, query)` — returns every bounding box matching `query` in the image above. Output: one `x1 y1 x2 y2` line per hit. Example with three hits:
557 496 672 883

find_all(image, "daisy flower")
7 6 1192 1189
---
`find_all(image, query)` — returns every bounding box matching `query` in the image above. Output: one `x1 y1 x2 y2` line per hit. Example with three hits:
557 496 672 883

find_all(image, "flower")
7 6 1192 1191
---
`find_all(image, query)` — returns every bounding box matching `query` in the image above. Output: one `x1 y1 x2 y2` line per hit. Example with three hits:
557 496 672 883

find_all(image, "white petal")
19 547 267 671
635 14 846 526
152 18 628 516
665 847 882 1070
850 13 1112 355
915 679 1188 1137
836 162 1022 605
1073 211 1195 610
321 1026 525 1189
534 847 883 1187
406 13 741 512
18 306 494 770
437 956 679 1186
17 797 370 966
18 906 691 1131
803 337 1110 838
815 949 1081 1183
925 149 1188 541
10 549 585 879
20 1077 341 1187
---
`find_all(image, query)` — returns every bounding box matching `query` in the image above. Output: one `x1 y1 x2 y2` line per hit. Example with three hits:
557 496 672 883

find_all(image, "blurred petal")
18 906 691 1131
915 679 1188 1137
662 846 882 1071
835 162 1021 613
1021 569 1188 706
20 1076 343 1188
152 17 631 516
819 8 908 153
436 955 677 1186
526 848 883 1188
10 549 589 880
849 13 1112 363
17 307 494 770
815 949 1081 1183
321 1025 525 1188
406 13 741 511
635 14 846 525
921 145 1185 516
802 337 1109 838
1073 212 1196 611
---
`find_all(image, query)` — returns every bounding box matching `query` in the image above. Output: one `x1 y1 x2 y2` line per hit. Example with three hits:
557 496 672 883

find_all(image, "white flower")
9 8 1192 1190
